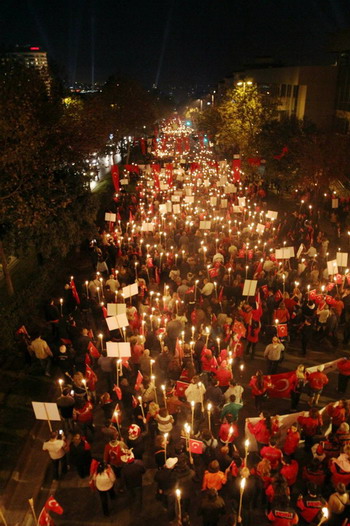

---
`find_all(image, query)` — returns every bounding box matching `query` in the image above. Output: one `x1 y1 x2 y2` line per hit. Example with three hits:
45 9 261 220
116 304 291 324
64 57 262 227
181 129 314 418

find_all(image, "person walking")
92 462 116 517
264 337 285 375
249 370 269 412
337 356 350 394
120 449 146 513
42 431 68 481
29 332 53 376
69 433 91 478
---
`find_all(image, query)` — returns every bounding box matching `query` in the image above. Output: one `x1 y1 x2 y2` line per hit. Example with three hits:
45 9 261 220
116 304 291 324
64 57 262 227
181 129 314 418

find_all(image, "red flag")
309 289 317 300
85 364 97 390
70 278 80 305
233 320 246 338
267 371 295 398
88 329 94 339
232 157 241 182
209 267 219 278
218 286 224 302
273 146 288 160
85 353 91 366
335 274 343 285
45 496 63 515
277 324 288 338
140 138 146 155
175 380 189 397
135 370 143 391
87 341 99 358
90 458 99 476
274 290 283 301
38 507 54 526
189 439 203 454
111 164 120 192
16 325 30 337
261 285 269 298
132 395 138 408
101 305 108 319
247 157 261 166
151 164 160 190
113 384 122 400
124 164 139 174
326 283 335 292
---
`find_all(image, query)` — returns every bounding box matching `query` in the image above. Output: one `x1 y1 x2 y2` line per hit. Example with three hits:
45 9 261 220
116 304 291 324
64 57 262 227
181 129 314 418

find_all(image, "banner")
111 164 120 193
151 164 160 190
232 158 241 182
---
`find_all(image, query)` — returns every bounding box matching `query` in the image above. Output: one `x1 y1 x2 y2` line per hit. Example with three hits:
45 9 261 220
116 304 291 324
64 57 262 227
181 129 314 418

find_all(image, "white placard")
106 342 131 358
122 283 139 298
256 223 265 234
185 196 194 203
219 177 227 186
220 199 228 208
226 184 237 193
171 195 180 202
141 222 154 232
160 182 168 190
32 402 61 421
238 197 246 207
120 178 128 185
185 188 193 196
242 279 257 297
327 260 338 275
337 252 348 267
203 180 210 187
332 199 339 209
116 312 129 327
232 206 243 213
159 204 167 215
275 247 295 259
210 197 217 206
296 244 304 259
173 204 181 214
199 221 212 230
266 210 278 220
166 201 172 212
107 303 126 316
105 212 116 222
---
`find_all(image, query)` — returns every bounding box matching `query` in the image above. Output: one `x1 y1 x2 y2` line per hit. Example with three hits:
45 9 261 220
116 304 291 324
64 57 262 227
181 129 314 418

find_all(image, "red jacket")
302 465 325 486
248 419 279 445
247 324 260 343
219 422 238 443
215 367 233 387
337 358 350 376
74 401 93 423
297 415 322 437
201 355 218 372
280 460 299 486
260 446 283 469
327 404 346 426
283 430 300 455
307 371 328 391
297 495 325 523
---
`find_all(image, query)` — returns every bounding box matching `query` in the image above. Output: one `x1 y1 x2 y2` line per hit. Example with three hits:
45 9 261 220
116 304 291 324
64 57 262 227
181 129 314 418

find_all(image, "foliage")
192 106 223 138
217 84 276 156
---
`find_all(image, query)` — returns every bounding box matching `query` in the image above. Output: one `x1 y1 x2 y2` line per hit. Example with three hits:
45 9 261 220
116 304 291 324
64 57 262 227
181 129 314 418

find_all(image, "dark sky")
1 0 349 89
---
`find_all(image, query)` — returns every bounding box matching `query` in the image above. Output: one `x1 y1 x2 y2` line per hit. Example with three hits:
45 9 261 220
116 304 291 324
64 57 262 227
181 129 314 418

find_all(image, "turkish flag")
189 439 203 454
275 290 283 301
101 305 108 318
309 289 317 300
88 341 100 358
113 384 122 400
45 496 63 515
111 165 120 193
134 370 143 391
175 380 189 398
267 371 295 398
326 283 335 292
209 267 219 278
70 279 80 305
277 324 288 338
38 508 53 526
335 274 343 285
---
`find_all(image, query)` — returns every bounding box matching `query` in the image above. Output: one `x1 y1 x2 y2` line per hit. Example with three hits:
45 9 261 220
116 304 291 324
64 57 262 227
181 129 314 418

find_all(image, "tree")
0 63 97 295
217 83 276 157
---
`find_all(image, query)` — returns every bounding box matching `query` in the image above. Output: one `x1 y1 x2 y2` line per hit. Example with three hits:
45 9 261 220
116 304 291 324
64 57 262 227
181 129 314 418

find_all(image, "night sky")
1 0 349 89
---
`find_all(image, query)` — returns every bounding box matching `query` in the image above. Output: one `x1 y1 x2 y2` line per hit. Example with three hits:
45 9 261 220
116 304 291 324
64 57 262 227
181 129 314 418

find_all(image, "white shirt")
185 383 206 404
42 439 66 459
95 468 116 491
201 282 214 296
106 278 120 293
224 385 244 404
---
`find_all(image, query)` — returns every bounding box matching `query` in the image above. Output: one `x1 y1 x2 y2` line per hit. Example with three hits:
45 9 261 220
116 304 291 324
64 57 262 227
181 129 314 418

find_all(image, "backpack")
203 438 216 464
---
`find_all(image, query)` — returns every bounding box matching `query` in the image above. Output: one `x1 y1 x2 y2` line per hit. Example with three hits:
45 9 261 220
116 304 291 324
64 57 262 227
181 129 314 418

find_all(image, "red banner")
267 371 295 398
111 164 120 193
125 164 139 174
175 380 189 397
189 439 203 454
151 164 160 190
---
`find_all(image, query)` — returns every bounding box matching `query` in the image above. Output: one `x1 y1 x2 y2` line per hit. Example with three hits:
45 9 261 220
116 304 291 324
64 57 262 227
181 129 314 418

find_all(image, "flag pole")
28 498 38 526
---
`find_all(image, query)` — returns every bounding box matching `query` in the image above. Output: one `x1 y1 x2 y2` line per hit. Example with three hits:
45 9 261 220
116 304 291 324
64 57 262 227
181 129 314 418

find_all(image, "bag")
203 438 216 464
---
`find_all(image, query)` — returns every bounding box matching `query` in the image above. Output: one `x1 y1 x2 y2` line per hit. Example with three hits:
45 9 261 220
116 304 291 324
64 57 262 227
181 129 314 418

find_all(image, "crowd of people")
20 121 350 526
